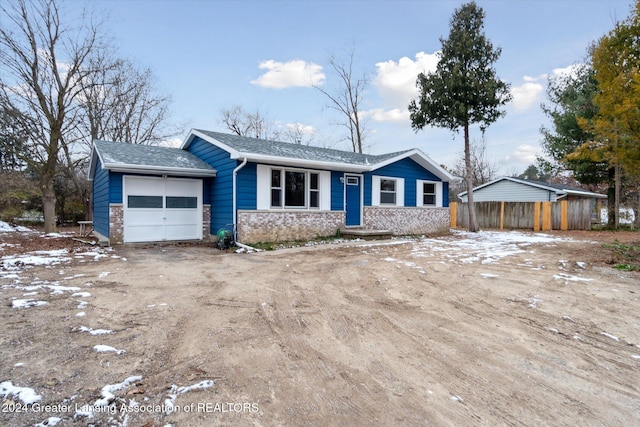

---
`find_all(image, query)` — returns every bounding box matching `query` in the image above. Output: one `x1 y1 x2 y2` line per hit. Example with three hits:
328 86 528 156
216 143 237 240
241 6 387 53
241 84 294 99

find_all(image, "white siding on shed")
461 179 558 202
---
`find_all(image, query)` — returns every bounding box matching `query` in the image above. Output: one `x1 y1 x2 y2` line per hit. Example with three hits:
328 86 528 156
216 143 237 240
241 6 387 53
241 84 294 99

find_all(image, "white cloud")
503 144 543 164
251 60 325 89
373 51 440 109
158 137 182 148
510 81 544 111
285 122 315 135
550 63 583 79
361 108 409 124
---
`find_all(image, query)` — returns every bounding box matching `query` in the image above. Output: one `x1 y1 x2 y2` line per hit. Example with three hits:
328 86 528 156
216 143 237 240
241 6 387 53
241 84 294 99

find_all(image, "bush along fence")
450 199 594 231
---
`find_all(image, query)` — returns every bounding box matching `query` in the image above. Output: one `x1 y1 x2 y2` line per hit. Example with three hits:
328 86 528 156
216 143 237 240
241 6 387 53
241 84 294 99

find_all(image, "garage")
123 176 203 243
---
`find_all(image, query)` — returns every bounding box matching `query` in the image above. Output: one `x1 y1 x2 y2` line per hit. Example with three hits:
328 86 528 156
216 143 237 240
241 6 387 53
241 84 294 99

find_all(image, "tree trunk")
607 167 616 227
464 123 479 232
614 163 620 229
42 177 57 234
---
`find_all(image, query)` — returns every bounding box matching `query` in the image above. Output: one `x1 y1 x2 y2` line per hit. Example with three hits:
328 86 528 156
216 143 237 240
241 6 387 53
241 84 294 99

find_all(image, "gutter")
232 157 248 240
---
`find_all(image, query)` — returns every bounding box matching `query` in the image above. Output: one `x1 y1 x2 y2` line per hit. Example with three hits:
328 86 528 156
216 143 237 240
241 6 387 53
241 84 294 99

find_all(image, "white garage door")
123 176 202 243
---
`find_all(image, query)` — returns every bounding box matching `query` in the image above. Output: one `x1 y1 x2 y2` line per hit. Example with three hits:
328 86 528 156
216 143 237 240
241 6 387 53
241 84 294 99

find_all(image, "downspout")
232 157 248 241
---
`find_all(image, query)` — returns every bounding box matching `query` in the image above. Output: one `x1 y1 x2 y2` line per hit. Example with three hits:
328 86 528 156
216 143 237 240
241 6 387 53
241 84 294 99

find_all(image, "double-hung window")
372 176 404 206
269 169 321 209
416 180 441 207
271 170 282 208
380 179 397 205
422 182 436 206
309 173 319 208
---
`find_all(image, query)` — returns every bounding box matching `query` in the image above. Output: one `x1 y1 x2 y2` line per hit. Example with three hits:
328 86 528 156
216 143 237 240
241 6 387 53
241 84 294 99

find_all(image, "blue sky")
73 0 634 175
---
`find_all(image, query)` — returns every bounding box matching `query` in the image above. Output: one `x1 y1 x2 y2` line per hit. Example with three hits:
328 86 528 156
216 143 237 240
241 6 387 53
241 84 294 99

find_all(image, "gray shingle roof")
459 176 606 198
194 130 411 166
94 140 216 175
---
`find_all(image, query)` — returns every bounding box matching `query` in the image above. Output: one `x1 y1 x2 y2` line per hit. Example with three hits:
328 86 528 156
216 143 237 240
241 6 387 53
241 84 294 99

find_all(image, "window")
416 180 440 207
309 173 319 208
285 171 306 207
128 195 163 208
268 168 321 209
271 170 282 208
166 196 197 209
346 176 359 185
380 179 397 204
422 183 436 206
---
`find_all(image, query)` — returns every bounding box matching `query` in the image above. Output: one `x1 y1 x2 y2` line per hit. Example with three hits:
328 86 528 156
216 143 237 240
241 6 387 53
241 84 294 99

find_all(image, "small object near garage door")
123 176 203 243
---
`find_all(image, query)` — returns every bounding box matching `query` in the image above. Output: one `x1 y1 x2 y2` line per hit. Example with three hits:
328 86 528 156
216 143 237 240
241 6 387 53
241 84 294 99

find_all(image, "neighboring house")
455 176 607 230
89 129 454 245
457 177 607 203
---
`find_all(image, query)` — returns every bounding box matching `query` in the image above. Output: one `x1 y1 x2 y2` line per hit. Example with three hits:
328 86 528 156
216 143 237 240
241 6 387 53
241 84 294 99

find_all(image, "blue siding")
331 171 344 210
203 178 212 205
237 163 257 210
109 172 123 203
92 159 110 238
443 182 449 207
365 157 445 207
363 174 372 206
187 137 236 233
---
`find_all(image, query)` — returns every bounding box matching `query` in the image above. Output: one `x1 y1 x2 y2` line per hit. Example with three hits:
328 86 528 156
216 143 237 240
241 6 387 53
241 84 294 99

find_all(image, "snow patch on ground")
0 380 42 404
79 326 113 335
12 298 48 308
93 344 126 355
409 230 578 265
164 380 215 414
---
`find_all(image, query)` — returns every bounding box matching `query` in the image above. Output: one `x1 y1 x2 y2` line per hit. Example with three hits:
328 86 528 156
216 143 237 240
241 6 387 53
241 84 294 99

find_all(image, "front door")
345 174 362 227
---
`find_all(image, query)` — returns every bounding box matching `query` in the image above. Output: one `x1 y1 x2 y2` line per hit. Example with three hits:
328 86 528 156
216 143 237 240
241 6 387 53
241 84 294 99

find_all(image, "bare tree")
282 122 315 145
76 56 178 146
314 48 368 153
1 0 179 230
451 139 498 190
220 105 282 140
0 0 107 232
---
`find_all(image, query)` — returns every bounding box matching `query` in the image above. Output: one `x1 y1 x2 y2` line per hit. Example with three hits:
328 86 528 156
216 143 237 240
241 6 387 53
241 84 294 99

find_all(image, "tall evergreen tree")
409 1 511 232
540 63 608 185
569 0 640 227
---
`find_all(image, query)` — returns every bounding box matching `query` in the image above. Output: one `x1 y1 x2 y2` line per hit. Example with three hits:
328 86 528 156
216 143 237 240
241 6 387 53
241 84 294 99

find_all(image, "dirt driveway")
1 228 639 426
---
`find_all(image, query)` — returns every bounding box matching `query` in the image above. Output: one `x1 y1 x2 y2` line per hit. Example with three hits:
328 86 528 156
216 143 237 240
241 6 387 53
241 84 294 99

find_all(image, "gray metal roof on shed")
193 129 411 166
91 140 217 177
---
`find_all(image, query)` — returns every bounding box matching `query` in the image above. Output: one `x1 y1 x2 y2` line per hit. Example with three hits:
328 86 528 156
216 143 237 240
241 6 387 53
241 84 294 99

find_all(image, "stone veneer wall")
237 210 345 243
109 204 124 244
363 206 450 235
202 204 211 240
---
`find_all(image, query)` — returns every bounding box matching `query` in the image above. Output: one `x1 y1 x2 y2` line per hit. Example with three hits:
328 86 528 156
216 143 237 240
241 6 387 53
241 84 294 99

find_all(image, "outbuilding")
457 176 607 203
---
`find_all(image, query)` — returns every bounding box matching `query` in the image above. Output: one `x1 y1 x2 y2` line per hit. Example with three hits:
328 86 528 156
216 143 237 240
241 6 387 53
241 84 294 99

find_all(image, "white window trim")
416 180 442 207
257 164 330 210
372 175 404 206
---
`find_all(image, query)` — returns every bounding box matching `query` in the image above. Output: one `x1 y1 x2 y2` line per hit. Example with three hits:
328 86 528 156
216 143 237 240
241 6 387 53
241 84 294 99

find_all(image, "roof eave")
104 163 217 177
231 153 368 172
564 190 608 199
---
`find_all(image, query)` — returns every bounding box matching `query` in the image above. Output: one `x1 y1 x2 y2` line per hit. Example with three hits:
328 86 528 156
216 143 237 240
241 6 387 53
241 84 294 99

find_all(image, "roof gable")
183 129 453 181
89 140 217 179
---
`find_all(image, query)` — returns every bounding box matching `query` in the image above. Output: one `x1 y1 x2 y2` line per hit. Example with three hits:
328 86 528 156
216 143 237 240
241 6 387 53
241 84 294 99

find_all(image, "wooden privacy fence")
450 199 593 231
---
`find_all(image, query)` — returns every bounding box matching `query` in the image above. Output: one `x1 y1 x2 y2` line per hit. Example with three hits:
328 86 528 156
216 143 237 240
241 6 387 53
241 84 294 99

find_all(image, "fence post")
542 202 552 231
560 200 568 231
500 201 505 230
450 202 457 228
534 202 541 231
